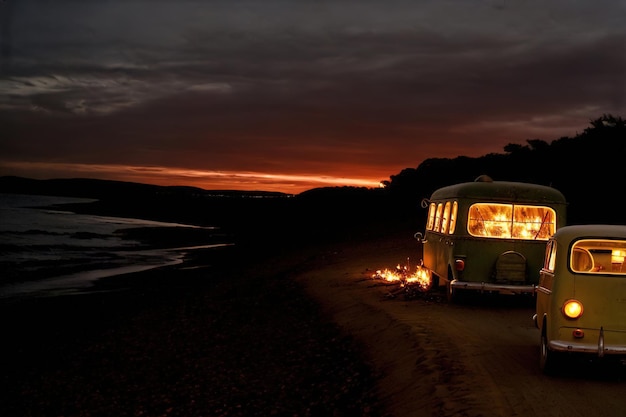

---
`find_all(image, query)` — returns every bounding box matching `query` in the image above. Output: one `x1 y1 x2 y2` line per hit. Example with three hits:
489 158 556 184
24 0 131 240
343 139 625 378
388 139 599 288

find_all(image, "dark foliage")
1 114 624 238
384 114 626 225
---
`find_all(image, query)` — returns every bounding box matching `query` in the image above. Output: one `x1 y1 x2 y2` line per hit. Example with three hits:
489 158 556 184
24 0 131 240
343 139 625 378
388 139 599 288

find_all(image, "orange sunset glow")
0 162 383 194
1 1 623 193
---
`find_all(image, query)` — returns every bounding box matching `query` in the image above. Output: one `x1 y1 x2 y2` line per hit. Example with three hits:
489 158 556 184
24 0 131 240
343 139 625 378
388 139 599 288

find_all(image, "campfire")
372 258 432 292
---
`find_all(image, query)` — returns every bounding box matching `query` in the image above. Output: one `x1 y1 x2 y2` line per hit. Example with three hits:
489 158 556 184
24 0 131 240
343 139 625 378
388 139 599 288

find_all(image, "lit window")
467 203 556 240
449 201 458 234
570 247 593 272
434 203 444 232
441 202 451 234
426 203 436 230
571 240 626 274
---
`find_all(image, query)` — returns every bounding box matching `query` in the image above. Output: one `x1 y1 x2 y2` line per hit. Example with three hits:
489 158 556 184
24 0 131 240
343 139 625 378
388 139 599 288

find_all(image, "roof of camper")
429 177 567 204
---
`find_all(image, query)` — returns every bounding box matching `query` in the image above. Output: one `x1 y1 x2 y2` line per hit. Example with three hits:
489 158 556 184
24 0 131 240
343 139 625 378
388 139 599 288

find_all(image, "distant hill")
0 176 291 200
0 176 405 247
2 114 624 234
0 176 297 236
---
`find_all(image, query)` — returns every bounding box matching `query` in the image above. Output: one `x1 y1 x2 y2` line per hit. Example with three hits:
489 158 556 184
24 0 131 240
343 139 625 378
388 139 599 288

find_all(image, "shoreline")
0 226 399 416
1 192 424 416
0 219 235 288
0 242 234 300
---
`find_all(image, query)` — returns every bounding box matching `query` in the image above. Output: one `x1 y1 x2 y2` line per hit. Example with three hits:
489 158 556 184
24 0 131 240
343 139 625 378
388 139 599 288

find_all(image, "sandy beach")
3 211 626 417
0 227 401 417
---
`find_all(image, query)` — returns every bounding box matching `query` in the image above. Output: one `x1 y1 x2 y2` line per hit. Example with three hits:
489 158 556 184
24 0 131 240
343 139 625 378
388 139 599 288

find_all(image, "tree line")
1 114 624 244
380 114 626 226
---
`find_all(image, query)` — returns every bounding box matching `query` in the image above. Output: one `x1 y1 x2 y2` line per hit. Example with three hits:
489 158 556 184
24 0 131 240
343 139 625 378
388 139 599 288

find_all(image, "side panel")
536 269 554 332
423 230 451 281
450 238 547 285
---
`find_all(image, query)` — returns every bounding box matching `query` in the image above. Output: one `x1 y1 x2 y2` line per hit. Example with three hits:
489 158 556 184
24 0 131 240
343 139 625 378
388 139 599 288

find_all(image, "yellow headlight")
562 299 584 319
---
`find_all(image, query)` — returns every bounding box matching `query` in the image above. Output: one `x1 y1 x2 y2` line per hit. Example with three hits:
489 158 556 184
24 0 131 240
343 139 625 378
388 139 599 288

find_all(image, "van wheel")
540 324 560 375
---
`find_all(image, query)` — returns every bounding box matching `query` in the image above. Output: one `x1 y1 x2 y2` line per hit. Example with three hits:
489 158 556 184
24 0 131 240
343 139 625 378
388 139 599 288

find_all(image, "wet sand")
5 213 617 417
0 227 405 417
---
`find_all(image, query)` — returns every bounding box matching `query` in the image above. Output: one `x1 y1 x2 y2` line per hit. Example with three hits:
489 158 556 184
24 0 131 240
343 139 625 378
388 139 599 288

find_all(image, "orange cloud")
0 162 382 194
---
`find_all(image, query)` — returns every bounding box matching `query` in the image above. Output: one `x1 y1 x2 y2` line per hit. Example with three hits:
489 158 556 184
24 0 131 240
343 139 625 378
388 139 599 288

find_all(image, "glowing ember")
373 265 405 282
372 259 432 291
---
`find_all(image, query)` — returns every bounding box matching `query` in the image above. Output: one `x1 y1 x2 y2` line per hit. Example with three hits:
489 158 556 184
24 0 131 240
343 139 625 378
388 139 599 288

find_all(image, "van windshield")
571 240 626 274
468 203 556 240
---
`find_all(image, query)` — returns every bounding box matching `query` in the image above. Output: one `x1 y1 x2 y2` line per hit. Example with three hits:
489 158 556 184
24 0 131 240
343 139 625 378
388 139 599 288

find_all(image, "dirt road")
297 237 626 417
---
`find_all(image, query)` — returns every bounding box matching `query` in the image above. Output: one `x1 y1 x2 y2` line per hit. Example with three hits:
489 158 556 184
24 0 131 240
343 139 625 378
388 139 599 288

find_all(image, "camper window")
570 240 626 274
468 203 556 240
449 201 458 234
434 203 444 232
427 203 436 230
441 202 451 234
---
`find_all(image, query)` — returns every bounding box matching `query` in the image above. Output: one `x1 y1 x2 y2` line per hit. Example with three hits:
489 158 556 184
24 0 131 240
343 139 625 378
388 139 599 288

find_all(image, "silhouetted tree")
384 114 626 225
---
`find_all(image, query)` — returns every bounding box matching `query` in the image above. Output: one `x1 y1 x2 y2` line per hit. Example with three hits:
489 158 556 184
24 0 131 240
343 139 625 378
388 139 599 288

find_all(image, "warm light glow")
562 299 584 319
441 201 451 234
427 203 436 230
404 267 432 289
468 203 556 240
372 261 432 291
612 249 626 263
572 241 626 274
0 161 383 194
374 266 404 282
434 203 443 232
449 201 458 234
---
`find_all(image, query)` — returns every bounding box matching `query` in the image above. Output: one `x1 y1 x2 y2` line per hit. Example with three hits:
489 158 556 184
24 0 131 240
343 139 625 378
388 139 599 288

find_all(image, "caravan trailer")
414 175 567 302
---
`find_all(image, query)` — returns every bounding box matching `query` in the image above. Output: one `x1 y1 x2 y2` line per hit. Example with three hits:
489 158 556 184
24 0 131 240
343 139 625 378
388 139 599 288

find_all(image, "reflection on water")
0 243 232 299
0 193 230 299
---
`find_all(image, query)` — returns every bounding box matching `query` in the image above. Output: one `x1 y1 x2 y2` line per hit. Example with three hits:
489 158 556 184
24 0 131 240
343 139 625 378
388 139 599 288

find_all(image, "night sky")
1 0 624 193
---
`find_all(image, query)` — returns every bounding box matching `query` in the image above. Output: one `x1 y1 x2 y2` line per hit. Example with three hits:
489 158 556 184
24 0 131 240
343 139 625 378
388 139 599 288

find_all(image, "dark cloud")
1 0 625 192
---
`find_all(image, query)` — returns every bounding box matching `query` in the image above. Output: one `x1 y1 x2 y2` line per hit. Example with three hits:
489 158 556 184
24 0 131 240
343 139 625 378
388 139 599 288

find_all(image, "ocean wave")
0 194 233 298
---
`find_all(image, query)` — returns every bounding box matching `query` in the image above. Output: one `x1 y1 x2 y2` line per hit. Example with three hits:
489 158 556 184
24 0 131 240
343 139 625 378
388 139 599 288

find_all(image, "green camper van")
534 224 626 374
414 175 567 302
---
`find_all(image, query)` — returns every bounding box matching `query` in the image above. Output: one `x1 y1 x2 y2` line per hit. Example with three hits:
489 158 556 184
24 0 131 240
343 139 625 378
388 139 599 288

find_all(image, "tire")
540 323 560 375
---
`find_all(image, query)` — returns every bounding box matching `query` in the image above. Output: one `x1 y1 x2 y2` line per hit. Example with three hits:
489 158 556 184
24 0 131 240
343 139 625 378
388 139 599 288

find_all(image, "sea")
0 193 231 300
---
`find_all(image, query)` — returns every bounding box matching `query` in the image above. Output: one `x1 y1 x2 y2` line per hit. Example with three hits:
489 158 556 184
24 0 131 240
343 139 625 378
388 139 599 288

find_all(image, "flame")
468 204 555 240
373 265 405 282
404 267 432 288
372 260 432 291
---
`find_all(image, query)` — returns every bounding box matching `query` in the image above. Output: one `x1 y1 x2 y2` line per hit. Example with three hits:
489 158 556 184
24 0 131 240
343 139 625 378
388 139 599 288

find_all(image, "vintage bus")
414 175 567 301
